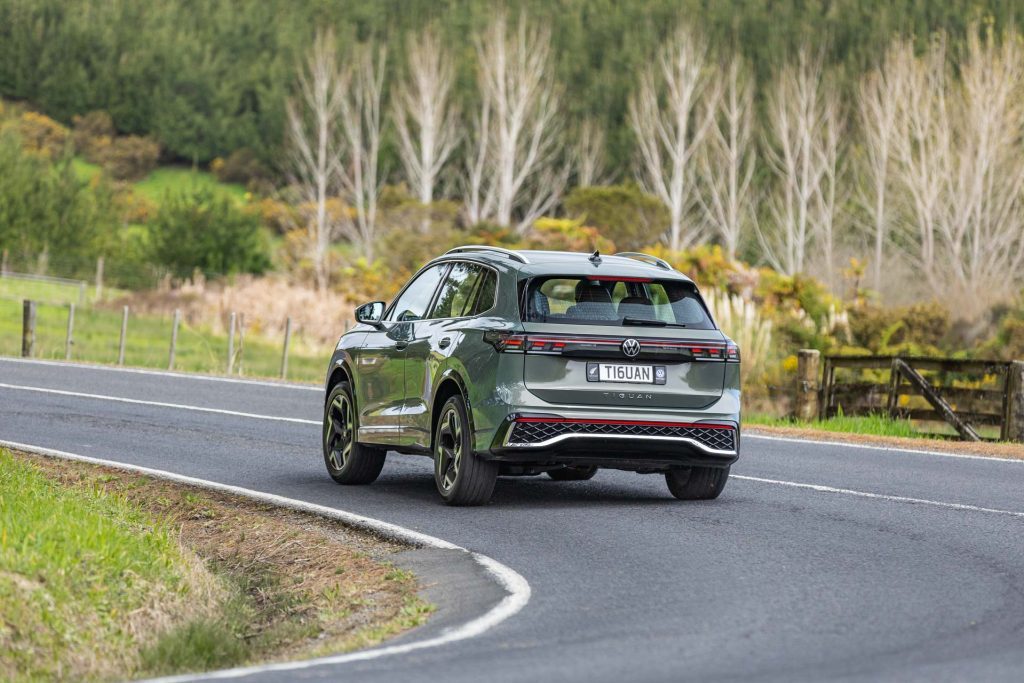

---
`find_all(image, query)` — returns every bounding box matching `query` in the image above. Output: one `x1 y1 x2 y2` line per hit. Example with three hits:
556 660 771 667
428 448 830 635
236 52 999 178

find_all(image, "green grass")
746 412 924 438
133 166 247 205
71 156 102 182
0 450 197 681
0 298 329 382
0 274 90 305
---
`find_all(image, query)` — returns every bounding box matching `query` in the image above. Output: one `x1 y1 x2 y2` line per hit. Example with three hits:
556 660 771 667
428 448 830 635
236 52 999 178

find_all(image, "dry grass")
109 273 354 347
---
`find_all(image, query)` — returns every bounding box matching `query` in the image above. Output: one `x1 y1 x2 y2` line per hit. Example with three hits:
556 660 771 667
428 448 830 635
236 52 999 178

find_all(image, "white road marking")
745 432 1024 464
0 439 532 682
0 356 321 391
0 382 320 425
734 474 1024 518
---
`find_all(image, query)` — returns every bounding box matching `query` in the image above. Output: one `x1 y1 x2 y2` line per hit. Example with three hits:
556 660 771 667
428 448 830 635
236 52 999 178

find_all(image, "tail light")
726 341 741 363
483 331 526 352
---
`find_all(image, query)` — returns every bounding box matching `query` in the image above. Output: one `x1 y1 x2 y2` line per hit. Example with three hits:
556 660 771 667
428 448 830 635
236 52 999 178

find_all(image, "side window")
467 268 497 315
388 264 447 322
431 262 483 318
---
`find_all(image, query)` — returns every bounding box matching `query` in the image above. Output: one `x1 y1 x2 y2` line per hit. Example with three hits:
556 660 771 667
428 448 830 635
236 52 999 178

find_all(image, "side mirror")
355 301 386 328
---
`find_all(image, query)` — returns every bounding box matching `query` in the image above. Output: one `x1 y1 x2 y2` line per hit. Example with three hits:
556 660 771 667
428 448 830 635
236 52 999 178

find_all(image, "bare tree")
758 49 839 276
857 47 904 292
696 56 756 260
574 118 608 187
466 13 567 232
285 29 348 292
629 26 719 252
392 26 459 207
338 46 387 261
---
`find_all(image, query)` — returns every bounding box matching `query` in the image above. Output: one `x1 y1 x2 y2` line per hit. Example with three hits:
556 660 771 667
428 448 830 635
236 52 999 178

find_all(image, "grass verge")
745 417 1024 461
0 449 431 681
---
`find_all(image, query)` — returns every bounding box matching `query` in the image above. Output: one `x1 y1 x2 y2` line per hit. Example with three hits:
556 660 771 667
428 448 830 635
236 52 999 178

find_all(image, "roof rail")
613 252 672 271
444 245 530 264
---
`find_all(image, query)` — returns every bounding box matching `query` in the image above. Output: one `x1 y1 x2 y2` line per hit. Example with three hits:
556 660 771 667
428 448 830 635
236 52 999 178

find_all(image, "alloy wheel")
436 406 463 492
325 393 354 471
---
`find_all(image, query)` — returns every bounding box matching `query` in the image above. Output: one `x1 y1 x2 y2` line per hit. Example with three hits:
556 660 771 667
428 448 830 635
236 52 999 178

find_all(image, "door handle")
438 337 451 349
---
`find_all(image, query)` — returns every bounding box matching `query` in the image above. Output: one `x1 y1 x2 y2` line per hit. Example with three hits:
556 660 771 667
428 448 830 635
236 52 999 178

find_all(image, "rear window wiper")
621 316 688 328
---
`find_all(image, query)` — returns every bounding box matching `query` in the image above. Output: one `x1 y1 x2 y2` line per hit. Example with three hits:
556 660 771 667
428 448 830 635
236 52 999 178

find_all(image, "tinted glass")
525 276 714 328
388 264 447 322
431 262 484 318
467 269 497 315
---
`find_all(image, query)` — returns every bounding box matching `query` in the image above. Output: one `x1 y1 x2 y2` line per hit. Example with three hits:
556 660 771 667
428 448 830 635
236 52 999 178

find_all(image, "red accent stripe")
514 417 735 430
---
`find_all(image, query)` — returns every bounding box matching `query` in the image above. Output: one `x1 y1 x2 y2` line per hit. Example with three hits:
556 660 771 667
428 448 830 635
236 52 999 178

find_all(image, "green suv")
322 246 740 506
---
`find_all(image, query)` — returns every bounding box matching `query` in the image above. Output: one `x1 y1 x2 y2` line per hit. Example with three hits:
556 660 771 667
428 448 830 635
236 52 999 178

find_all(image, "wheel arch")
430 370 475 450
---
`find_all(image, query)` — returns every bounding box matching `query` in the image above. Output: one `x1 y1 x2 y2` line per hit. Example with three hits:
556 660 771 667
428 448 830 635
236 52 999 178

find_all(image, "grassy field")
0 298 329 382
72 157 247 205
0 274 91 305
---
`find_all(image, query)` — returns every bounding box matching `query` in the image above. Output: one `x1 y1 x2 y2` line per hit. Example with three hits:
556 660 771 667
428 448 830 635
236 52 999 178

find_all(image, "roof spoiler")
613 252 672 271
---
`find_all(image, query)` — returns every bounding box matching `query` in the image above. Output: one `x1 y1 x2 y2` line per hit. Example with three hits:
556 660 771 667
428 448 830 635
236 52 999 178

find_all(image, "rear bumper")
485 413 739 471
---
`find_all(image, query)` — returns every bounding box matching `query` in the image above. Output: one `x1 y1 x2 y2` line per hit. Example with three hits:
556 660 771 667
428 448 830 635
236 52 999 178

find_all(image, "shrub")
0 130 117 274
72 110 116 161
211 148 270 186
149 189 271 279
12 111 69 159
563 184 668 251
848 302 950 355
525 217 615 253
100 135 160 180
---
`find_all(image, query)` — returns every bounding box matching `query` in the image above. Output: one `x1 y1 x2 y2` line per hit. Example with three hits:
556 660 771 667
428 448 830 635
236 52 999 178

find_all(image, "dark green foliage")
0 130 117 275
0 0 1015 171
149 189 271 278
211 148 271 187
563 184 668 251
849 303 951 354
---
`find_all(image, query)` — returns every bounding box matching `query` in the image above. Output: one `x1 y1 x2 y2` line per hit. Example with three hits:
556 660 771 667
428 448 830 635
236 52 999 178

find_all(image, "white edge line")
0 356 322 391
0 439 532 682
0 383 320 425
732 473 1024 519
745 431 1024 465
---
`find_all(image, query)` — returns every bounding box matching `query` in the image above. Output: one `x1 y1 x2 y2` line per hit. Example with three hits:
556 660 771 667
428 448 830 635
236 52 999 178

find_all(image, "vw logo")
621 338 641 358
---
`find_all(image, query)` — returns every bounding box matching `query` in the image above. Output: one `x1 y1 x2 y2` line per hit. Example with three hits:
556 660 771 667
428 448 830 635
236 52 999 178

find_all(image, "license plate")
587 363 666 385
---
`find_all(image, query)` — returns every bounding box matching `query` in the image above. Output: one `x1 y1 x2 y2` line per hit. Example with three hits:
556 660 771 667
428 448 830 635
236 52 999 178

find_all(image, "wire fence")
3 297 332 383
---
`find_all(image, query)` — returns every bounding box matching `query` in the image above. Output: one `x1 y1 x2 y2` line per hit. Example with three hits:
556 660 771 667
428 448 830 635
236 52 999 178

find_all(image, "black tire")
665 465 730 500
323 382 386 485
547 466 598 481
434 394 498 506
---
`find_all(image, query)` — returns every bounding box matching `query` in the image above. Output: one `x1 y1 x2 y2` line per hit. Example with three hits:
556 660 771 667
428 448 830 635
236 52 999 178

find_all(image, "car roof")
435 248 693 282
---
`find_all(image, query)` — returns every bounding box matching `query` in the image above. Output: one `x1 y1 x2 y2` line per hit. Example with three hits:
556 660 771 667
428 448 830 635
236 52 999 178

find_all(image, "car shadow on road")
284 456 729 510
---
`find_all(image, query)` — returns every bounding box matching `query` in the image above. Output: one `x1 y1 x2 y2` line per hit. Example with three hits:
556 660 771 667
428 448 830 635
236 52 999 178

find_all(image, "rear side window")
525 276 714 329
432 262 483 318
429 262 498 318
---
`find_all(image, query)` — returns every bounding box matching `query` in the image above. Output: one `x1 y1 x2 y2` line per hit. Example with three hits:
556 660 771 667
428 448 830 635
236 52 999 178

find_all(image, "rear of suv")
323 247 740 505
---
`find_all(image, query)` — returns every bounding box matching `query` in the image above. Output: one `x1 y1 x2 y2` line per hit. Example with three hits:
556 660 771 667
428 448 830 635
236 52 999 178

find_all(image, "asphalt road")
2 357 1024 682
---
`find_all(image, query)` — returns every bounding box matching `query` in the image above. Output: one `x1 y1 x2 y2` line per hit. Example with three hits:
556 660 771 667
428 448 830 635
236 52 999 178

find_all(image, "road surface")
2 358 1023 682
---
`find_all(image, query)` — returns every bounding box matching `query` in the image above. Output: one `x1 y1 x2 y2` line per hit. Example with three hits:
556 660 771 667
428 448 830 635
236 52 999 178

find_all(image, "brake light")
726 341 740 363
585 275 652 283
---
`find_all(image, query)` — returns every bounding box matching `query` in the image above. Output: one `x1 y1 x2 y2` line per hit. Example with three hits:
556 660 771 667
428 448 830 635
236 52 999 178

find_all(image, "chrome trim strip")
501 430 737 456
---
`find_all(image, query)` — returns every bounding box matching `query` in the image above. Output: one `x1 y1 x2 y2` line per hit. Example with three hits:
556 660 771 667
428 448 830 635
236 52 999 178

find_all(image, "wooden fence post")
168 309 180 370
280 317 292 380
21 300 36 358
94 256 104 301
118 306 129 366
227 312 236 375
1003 360 1024 443
65 303 75 360
236 314 245 376
794 349 821 421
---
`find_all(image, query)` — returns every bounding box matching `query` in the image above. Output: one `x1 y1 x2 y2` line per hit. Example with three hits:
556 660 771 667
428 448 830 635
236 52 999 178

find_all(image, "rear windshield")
524 276 715 329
